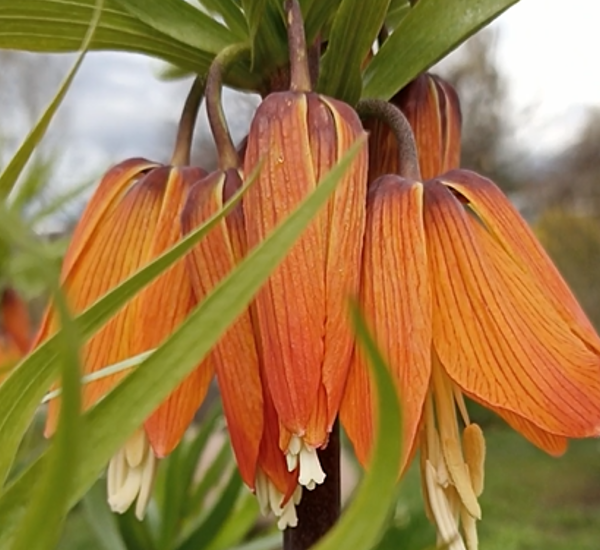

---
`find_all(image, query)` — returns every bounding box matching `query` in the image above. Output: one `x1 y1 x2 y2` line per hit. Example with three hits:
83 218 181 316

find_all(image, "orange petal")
243 92 325 437
40 167 178 435
1 289 30 353
441 170 599 348
181 169 263 486
62 158 159 279
133 167 211 457
393 73 462 179
314 96 367 444
340 175 431 472
424 180 600 439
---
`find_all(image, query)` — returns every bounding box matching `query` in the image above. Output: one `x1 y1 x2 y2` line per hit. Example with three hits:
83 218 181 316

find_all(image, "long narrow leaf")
114 0 236 54
197 0 247 39
312 303 402 550
0 1 100 200
317 0 390 104
0 0 216 81
82 483 128 550
362 0 519 99
0 137 365 546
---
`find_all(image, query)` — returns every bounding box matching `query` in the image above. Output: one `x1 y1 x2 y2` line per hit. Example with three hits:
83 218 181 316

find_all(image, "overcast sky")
20 0 600 208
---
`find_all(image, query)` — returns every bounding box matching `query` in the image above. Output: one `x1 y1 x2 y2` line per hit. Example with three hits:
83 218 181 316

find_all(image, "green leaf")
82 482 128 550
385 0 411 31
203 492 260 550
0 0 214 75
242 0 267 45
312 303 402 550
317 0 391 104
10 291 82 550
0 137 365 547
114 0 237 54
0 0 100 200
177 470 243 550
227 534 281 550
362 0 519 99
157 404 222 549
304 0 342 45
198 0 248 38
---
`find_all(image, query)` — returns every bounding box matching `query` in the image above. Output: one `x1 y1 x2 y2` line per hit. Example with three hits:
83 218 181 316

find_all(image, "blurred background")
3 0 600 549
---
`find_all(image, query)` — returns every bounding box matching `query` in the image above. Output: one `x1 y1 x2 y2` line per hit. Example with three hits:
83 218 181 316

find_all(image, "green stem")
171 76 206 166
357 99 421 180
284 0 311 93
206 44 250 171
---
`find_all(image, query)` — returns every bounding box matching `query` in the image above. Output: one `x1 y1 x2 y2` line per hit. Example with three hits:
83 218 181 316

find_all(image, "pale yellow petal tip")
255 470 303 530
107 430 158 520
285 435 326 488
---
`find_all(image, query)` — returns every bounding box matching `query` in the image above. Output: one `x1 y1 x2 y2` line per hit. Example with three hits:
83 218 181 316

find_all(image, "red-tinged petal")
40 167 173 435
130 167 210 457
1 289 30 353
441 170 600 348
393 74 462 180
340 176 431 471
182 169 263 486
258 368 299 502
424 181 600 439
243 92 325 437
315 96 367 443
62 158 159 278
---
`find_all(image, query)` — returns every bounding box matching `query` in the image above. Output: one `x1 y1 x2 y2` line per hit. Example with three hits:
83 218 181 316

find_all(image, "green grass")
41 424 600 549
394 425 600 550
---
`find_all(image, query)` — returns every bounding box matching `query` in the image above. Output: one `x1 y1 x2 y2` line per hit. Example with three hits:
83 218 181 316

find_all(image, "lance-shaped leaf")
362 0 519 100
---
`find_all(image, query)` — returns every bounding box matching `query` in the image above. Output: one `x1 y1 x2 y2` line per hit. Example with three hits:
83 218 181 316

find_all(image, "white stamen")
285 435 326 488
254 469 303 530
107 429 158 520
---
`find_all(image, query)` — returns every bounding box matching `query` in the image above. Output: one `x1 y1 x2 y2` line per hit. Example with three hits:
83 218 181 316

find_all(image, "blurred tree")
438 30 523 192
535 209 600 329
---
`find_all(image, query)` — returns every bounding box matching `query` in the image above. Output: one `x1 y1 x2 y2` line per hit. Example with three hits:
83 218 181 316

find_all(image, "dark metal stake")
283 421 341 550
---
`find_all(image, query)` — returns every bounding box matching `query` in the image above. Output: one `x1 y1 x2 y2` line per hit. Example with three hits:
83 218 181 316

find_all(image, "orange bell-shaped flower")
241 0 368 494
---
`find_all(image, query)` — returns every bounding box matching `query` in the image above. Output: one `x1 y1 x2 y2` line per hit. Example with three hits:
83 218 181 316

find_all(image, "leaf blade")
363 0 519 99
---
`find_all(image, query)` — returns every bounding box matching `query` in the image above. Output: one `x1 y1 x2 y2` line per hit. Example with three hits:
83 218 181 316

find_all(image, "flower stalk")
205 44 249 170
171 76 206 166
356 98 421 180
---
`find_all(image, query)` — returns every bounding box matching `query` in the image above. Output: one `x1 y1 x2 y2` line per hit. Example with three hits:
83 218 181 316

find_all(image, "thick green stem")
171 76 206 166
284 0 311 93
357 99 421 180
206 44 249 171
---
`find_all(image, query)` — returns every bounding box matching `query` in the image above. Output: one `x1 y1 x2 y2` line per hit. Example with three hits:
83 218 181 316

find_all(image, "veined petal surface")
182 169 263 486
424 180 600 439
341 176 431 471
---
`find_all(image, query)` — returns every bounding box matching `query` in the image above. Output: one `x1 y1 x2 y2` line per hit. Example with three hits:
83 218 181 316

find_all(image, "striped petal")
182 169 263 487
36 166 197 436
243 92 325 438
424 180 600 440
441 170 599 347
134 167 211 457
340 175 431 472
314 96 367 444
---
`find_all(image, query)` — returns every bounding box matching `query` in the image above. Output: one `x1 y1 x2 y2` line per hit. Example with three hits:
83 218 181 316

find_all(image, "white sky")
29 0 600 205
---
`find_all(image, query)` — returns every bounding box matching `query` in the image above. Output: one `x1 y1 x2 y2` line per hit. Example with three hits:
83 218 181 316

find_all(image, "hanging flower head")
33 80 212 519
341 78 600 550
